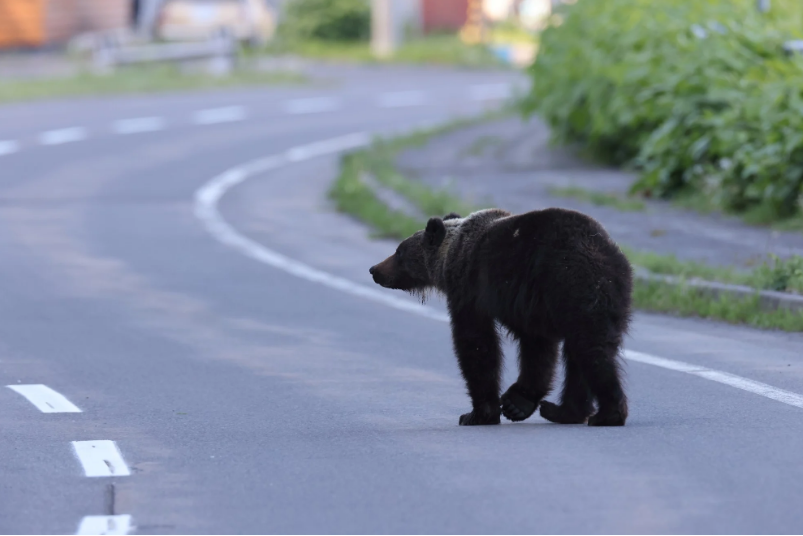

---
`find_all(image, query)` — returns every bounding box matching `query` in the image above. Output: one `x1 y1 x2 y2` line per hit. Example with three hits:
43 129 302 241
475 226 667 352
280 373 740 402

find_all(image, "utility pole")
371 0 396 58
137 0 166 37
460 0 485 45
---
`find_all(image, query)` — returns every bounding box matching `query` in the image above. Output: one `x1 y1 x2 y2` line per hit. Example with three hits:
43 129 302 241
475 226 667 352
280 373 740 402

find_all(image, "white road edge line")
0 140 20 156
72 440 131 477
113 116 165 135
194 132 803 412
7 384 82 413
77 515 132 535
625 350 803 409
40 127 87 146
193 106 247 125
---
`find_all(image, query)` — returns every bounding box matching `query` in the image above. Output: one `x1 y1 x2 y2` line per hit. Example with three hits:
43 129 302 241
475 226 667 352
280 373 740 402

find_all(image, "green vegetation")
522 0 803 226
753 254 803 292
548 186 646 212
0 64 306 104
622 247 748 286
633 281 803 331
330 116 498 237
331 153 423 239
271 0 504 68
330 120 803 330
267 33 505 69
278 0 371 42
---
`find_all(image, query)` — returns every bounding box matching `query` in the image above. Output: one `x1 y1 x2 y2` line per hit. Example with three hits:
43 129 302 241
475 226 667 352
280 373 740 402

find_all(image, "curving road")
1 63 802 535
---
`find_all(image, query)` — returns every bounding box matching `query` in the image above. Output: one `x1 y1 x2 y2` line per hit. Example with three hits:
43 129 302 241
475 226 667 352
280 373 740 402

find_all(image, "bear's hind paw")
587 410 626 427
458 408 500 426
539 401 591 424
500 384 538 422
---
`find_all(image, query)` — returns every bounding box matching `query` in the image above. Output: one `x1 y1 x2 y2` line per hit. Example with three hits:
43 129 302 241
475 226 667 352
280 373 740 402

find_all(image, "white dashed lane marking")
284 97 340 115
77 515 132 535
72 441 131 477
195 131 803 413
0 140 20 156
7 384 82 413
193 106 247 125
3 87 511 157
39 127 87 146
377 91 427 108
113 116 166 135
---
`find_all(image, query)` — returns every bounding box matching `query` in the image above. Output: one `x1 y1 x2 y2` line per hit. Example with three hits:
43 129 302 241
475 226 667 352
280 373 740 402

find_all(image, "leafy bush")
754 254 803 293
522 0 803 221
279 0 370 42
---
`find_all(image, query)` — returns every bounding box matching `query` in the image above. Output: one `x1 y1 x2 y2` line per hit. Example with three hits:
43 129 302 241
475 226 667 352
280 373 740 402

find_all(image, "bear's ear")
424 217 446 248
443 212 461 221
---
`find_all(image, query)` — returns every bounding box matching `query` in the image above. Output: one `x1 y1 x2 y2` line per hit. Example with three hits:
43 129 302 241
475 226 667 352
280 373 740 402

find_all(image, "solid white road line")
469 83 512 101
77 515 132 535
194 132 803 412
39 127 87 146
7 384 82 413
196 133 447 322
113 117 165 135
377 91 426 108
284 97 340 115
0 140 20 156
72 441 131 477
193 106 247 125
625 350 803 409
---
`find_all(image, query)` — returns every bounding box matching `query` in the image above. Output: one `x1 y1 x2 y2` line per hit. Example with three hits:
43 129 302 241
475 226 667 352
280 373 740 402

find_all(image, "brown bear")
369 208 632 426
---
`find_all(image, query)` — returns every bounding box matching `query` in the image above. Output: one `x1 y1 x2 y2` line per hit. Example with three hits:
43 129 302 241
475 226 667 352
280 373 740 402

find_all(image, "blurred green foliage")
278 0 371 42
265 33 504 68
522 0 803 222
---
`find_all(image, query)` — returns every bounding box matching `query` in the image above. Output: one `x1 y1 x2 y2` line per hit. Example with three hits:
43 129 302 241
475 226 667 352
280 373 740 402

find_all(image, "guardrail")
85 30 236 75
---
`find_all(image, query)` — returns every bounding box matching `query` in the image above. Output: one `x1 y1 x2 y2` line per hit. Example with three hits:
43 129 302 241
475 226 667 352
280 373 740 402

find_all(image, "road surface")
1 64 802 535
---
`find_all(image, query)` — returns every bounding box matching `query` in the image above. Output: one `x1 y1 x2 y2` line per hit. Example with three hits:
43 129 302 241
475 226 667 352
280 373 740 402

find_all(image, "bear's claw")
500 384 538 422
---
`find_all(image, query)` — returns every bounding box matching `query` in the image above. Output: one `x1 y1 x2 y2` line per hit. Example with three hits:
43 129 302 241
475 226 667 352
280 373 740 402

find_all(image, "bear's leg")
449 306 502 426
539 354 595 424
563 335 628 427
501 335 559 422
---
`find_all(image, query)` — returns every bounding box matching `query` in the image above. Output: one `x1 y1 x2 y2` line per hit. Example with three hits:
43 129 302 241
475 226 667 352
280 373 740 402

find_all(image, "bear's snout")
369 263 387 286
369 256 395 287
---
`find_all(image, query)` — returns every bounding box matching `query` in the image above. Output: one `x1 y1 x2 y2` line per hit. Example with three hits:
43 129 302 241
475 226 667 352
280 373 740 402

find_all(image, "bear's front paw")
500 384 538 422
458 407 501 426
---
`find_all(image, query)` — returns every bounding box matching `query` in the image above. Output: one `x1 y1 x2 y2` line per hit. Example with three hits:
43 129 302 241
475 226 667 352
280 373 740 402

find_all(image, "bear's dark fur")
369 207 633 427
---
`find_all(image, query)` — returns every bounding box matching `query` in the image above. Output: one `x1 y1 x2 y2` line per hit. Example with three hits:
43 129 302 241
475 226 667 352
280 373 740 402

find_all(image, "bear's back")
472 208 632 337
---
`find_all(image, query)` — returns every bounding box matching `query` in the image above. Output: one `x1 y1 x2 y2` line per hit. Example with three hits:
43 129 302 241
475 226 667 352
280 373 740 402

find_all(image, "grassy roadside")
548 186 645 212
329 121 803 331
0 63 306 105
330 113 503 239
264 34 506 69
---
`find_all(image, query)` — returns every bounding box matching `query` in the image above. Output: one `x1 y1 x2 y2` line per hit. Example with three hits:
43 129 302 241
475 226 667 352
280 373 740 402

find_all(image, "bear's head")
369 213 461 292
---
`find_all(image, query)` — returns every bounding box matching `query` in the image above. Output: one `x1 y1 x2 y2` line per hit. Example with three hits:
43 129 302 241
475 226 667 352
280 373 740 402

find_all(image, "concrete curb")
634 267 803 313
355 121 803 317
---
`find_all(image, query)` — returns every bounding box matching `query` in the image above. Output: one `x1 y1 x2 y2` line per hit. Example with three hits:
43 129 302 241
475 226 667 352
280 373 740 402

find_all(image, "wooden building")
0 0 130 48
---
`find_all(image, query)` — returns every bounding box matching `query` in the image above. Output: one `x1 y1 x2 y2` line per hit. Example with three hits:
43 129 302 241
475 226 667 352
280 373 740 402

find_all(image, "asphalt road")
1 63 802 535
